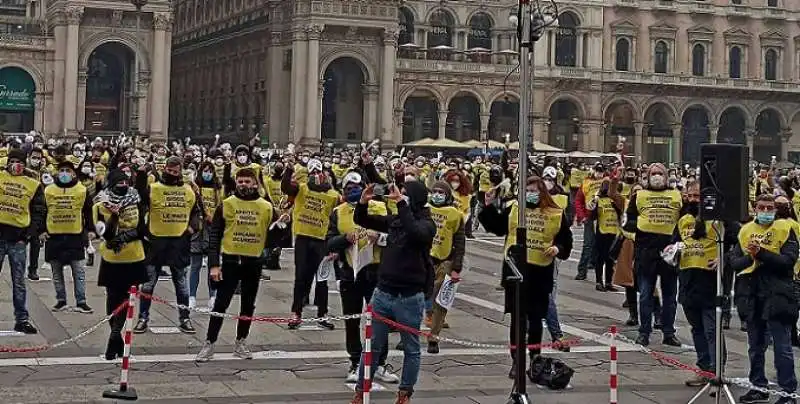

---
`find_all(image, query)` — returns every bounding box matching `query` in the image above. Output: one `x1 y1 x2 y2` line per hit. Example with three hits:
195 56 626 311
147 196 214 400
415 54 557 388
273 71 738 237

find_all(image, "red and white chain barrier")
609 325 618 404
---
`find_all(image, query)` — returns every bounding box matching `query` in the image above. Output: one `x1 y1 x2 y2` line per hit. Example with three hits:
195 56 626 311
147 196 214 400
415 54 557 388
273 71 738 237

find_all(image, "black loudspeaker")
700 143 749 221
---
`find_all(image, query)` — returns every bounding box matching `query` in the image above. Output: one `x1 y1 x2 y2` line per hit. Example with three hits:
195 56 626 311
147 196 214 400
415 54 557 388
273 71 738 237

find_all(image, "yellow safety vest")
452 192 471 220
792 193 800 220
264 176 283 206
81 178 96 197
94 163 107 182
478 170 492 193
221 195 273 257
95 203 145 263
430 205 463 261
789 218 800 279
148 182 196 237
292 183 340 239
635 189 682 235
569 170 588 189
597 197 620 235
199 186 221 220
552 194 568 210
505 200 563 266
0 170 39 228
44 182 87 235
231 162 261 180
580 178 602 207
677 214 718 270
293 164 309 184
621 197 635 240
737 219 793 275
621 182 632 198
334 201 386 267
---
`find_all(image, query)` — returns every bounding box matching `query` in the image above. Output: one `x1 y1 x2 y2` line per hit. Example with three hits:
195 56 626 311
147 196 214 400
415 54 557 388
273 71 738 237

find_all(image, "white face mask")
649 174 666 189
214 158 224 166
29 158 41 166
81 166 92 174
450 181 460 190
545 180 554 191
236 155 248 164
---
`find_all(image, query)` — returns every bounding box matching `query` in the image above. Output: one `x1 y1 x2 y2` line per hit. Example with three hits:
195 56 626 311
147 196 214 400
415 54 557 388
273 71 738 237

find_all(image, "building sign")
0 67 35 111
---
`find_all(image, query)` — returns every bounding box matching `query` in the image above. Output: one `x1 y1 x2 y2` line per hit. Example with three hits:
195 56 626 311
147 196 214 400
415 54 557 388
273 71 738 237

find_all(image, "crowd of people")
0 131 798 404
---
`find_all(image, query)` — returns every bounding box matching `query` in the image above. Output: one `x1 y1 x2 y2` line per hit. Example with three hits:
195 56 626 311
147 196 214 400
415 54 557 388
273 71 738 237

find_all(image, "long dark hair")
527 175 559 210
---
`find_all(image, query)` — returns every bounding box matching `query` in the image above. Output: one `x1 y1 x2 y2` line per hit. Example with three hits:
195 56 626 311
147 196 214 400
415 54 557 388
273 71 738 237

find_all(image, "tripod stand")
687 221 735 404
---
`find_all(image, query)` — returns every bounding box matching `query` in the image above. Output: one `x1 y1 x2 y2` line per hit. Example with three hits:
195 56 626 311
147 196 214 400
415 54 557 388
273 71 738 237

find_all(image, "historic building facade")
0 0 172 140
169 0 800 164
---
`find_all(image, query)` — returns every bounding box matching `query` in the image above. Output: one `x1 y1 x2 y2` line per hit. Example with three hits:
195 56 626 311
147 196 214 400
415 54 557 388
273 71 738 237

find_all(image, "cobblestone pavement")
0 229 797 403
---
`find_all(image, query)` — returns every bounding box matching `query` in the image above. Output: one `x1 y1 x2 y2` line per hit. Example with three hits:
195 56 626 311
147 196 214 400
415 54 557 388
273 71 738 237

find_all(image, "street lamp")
130 0 148 136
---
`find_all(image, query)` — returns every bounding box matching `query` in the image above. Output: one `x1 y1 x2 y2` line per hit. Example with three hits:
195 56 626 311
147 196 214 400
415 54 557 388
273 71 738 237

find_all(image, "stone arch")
545 93 587 119
466 9 496 27
557 8 584 25
424 5 460 26
718 104 752 126
754 103 787 128
0 61 44 93
602 97 641 122
488 90 520 105
445 89 486 112
79 32 151 72
399 4 421 21
679 100 715 123
319 49 377 84
398 85 445 109
642 97 678 121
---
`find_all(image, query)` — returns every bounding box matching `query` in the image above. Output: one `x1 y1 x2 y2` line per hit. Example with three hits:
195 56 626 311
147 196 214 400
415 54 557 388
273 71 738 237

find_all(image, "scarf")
93 187 140 211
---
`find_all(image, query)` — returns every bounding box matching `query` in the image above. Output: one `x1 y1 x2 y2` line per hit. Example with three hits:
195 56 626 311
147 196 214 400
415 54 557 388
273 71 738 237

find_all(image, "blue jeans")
637 256 678 338
577 219 595 272
747 317 797 393
545 260 563 340
358 288 424 394
188 253 216 299
50 259 87 305
139 265 191 320
683 306 724 371
0 241 29 322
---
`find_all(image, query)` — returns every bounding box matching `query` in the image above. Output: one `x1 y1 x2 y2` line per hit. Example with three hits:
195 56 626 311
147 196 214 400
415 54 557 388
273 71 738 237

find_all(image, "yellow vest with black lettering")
478 170 492 193
334 201 386 267
148 182 196 237
81 178 96 197
785 218 800 279
0 170 39 228
452 192 471 220
95 203 145 263
221 195 273 257
569 170 588 189
505 200 564 266
264 176 284 207
677 214 717 270
635 189 682 235
44 183 87 235
597 197 620 235
552 194 568 210
200 186 221 220
581 178 602 208
737 218 793 275
292 183 340 239
430 205 463 261
94 163 107 182
792 193 800 220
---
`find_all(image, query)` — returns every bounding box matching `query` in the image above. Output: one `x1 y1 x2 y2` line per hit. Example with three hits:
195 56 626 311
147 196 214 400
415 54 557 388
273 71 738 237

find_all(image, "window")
764 48 778 80
467 13 493 50
398 7 414 45
692 44 706 76
767 0 778 6
729 46 742 78
731 0 742 3
427 9 454 48
654 41 669 73
615 38 630 71
555 12 579 67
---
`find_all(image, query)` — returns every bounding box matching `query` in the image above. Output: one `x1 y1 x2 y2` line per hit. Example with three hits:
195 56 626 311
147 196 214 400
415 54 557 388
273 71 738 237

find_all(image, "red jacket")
575 186 588 223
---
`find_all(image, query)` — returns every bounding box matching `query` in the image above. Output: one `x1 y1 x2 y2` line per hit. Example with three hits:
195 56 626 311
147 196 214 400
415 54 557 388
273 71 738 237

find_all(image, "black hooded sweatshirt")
354 180 436 296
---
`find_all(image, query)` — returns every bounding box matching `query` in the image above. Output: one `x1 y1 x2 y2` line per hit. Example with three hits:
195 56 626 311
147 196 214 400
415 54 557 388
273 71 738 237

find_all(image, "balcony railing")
0 33 47 47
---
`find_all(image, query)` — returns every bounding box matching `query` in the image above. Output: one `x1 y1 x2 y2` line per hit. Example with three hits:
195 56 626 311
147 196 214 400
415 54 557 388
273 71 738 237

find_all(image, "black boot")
722 312 731 330
626 304 639 326
104 333 124 360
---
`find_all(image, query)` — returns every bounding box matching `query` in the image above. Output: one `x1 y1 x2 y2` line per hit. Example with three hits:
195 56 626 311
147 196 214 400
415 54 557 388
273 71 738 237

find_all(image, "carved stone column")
380 27 399 146
150 12 171 139
76 69 87 130
267 31 284 143
708 124 719 144
64 6 83 134
137 71 151 135
394 108 404 146
363 83 380 139
479 112 491 141
305 24 324 142
437 110 448 140
161 15 174 139
290 28 308 144
671 123 682 164
633 122 645 163
781 128 793 161
745 127 755 160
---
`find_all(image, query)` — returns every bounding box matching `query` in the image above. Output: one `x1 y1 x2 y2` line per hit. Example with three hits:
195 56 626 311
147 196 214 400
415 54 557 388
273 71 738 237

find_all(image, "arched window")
427 9 454 48
764 48 778 80
467 13 493 50
615 38 630 71
654 40 669 73
729 46 742 78
398 7 415 45
692 44 705 76
767 0 778 6
555 12 579 67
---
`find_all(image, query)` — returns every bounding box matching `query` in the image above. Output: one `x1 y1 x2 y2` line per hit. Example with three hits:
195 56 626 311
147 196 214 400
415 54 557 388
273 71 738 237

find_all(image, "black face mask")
273 166 284 178
162 171 181 185
112 185 129 196
686 201 700 216
625 176 636 184
236 185 256 197
776 204 791 219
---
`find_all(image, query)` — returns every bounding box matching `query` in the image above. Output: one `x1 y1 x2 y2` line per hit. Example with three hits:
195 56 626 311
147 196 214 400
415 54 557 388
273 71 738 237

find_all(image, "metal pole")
134 10 140 135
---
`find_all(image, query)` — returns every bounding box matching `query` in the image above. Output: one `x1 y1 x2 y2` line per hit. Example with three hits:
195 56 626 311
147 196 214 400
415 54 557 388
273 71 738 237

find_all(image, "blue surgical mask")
58 172 73 183
202 171 213 182
345 187 363 203
756 211 775 225
526 191 540 205
430 193 447 205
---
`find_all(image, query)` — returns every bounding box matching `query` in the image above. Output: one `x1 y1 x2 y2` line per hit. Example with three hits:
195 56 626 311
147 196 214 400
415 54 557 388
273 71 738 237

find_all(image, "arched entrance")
84 42 135 131
682 106 710 165
754 109 782 163
644 103 675 163
0 66 36 133
488 96 519 141
548 99 581 151
322 57 366 142
604 101 635 153
402 89 439 143
446 94 481 142
718 107 747 145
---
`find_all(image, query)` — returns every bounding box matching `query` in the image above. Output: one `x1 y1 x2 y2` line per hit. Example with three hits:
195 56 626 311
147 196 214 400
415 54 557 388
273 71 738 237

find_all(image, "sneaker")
625 315 638 326
595 283 605 292
288 316 301 330
574 272 587 281
318 320 335 330
662 335 681 347
635 334 649 347
233 339 253 359
52 301 69 312
188 296 197 309
195 341 214 362
775 397 798 404
133 318 148 334
738 390 769 403
179 319 196 334
395 390 411 404
375 364 399 384
27 273 39 281
554 338 570 352
427 341 440 354
74 303 94 314
346 363 358 382
685 373 708 387
14 321 37 334
605 284 618 292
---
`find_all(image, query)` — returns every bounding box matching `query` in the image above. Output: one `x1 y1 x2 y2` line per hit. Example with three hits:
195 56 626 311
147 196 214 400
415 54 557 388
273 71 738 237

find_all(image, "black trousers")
509 290 550 360
28 240 41 274
340 270 388 367
594 233 616 285
206 259 262 343
105 285 129 357
291 236 328 316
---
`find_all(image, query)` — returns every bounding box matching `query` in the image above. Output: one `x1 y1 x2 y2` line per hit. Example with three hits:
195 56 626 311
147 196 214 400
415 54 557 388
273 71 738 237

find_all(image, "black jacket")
207 191 279 268
39 179 95 263
353 181 436 297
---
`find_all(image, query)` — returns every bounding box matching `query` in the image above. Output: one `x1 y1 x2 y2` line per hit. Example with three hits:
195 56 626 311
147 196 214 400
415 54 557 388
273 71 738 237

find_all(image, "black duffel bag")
528 355 575 390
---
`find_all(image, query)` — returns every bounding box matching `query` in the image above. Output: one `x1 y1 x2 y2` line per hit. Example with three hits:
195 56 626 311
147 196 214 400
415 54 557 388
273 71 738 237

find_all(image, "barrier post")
609 325 618 404
103 285 139 401
362 304 373 404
